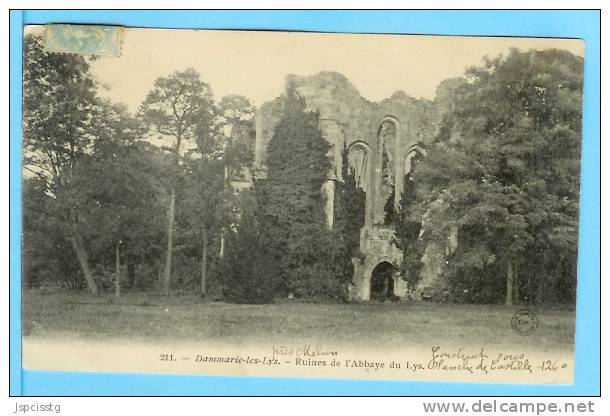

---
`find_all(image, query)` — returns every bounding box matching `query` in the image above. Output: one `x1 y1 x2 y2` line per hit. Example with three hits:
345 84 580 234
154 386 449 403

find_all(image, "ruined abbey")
252 71 447 301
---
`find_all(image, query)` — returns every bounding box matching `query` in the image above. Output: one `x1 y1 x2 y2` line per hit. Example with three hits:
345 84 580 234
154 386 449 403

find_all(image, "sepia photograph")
20 25 585 383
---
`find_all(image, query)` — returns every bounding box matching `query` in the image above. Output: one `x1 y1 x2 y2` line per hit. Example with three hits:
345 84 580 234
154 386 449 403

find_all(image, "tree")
23 34 100 294
412 48 583 305
74 101 164 298
118 142 169 291
332 145 366 295
181 157 225 298
22 177 82 289
221 191 279 304
216 95 256 260
384 188 397 225
394 152 427 292
139 69 215 295
257 83 334 299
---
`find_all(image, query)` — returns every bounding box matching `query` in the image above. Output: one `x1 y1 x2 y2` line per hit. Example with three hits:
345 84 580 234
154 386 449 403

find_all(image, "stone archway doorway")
370 261 398 301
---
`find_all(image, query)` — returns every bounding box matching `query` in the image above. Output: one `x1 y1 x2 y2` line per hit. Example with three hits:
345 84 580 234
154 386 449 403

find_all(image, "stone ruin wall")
256 72 439 178
254 71 452 300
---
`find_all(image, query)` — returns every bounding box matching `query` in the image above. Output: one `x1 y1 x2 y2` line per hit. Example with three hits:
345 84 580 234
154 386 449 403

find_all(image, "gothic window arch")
377 117 399 187
347 141 371 192
404 144 426 180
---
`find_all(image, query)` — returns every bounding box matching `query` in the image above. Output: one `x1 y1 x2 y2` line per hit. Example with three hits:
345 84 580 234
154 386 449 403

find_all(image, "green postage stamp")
44 24 122 56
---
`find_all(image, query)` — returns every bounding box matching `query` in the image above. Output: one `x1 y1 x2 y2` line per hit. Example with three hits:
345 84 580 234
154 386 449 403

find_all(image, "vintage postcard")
21 25 584 384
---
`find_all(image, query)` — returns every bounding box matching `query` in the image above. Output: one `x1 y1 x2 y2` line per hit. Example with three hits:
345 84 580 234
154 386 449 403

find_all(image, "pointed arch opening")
375 116 400 225
370 260 399 301
346 141 372 192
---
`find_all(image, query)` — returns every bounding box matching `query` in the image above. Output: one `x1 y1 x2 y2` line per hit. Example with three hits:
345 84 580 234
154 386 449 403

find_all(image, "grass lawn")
22 289 575 353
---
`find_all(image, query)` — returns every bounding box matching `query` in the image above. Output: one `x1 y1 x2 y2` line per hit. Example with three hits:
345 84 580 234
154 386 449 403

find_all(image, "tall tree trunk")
201 228 208 298
163 187 176 296
506 259 514 306
219 163 229 259
127 262 136 290
69 235 98 295
114 242 121 300
513 262 520 305
158 258 163 284
536 272 545 305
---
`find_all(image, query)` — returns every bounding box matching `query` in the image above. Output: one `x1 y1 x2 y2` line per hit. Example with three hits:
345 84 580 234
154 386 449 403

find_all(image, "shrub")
221 194 280 304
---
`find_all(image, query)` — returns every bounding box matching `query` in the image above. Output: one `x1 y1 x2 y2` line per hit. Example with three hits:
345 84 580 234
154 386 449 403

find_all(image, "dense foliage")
22 34 583 306
255 84 340 299
401 49 583 305
22 34 253 299
220 191 279 304
395 154 426 292
332 147 367 294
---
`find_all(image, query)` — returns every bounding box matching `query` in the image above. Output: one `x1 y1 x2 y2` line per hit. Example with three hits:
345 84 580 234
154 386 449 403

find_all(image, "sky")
26 26 584 112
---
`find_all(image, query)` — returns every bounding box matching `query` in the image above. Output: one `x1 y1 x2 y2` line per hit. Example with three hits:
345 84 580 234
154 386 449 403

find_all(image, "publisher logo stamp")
511 310 538 336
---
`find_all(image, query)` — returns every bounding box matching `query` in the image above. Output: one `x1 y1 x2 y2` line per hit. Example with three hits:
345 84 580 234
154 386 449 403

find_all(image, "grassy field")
22 289 575 352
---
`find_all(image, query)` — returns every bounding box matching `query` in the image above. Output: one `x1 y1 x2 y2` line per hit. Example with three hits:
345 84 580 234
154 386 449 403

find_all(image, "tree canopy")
404 48 583 304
